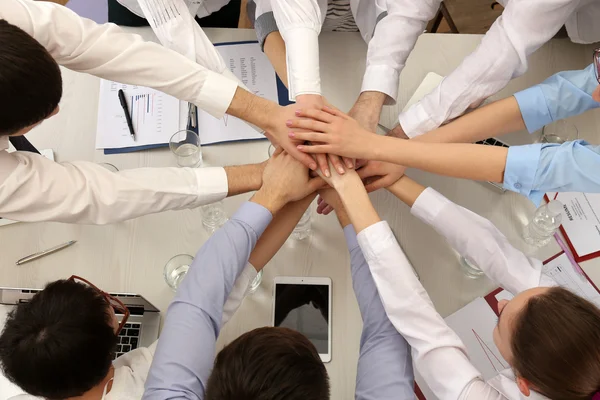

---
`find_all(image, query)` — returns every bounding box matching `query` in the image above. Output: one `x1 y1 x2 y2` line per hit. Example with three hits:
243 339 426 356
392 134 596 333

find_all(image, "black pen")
118 89 136 140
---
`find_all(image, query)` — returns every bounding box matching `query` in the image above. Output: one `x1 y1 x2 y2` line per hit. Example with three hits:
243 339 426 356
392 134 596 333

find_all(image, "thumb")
307 176 326 193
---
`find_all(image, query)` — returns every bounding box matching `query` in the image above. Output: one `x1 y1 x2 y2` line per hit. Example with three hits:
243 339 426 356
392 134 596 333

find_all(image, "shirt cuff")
356 221 397 263
282 27 321 99
197 71 239 119
232 201 273 237
398 102 439 138
361 65 399 105
513 87 553 133
343 224 359 251
410 187 450 227
194 167 228 205
502 144 542 204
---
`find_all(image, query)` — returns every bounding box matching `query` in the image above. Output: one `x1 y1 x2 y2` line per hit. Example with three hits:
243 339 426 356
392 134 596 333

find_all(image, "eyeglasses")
594 48 600 83
68 275 130 335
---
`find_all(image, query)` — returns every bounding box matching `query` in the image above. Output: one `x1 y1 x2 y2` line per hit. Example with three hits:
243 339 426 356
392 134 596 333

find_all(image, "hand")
288 106 378 160
266 103 318 172
357 161 406 192
388 124 409 139
296 95 350 176
348 92 384 134
317 188 344 212
315 158 362 192
254 151 324 214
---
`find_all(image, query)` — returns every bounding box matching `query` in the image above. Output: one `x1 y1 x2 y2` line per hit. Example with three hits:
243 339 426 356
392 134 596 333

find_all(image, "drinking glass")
459 256 484 279
201 201 228 235
248 270 263 294
98 162 119 172
291 209 312 240
169 129 203 167
540 120 578 144
164 254 194 291
268 143 275 158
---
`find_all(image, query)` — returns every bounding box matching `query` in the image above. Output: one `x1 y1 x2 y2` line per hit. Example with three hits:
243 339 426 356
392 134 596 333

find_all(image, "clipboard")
544 193 600 263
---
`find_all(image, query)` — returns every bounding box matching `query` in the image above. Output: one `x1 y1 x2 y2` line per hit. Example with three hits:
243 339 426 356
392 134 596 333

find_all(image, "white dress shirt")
358 187 554 400
256 0 408 103
400 0 598 136
0 0 244 224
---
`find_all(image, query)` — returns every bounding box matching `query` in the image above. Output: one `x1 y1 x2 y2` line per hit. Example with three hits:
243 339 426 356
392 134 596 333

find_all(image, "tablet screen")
274 283 330 354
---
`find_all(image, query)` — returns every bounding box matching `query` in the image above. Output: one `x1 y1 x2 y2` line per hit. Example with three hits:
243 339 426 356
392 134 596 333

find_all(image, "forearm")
248 193 316 271
335 179 380 233
374 136 508 183
350 91 387 132
385 176 427 208
226 87 279 131
413 96 526 144
264 31 289 88
225 162 265 196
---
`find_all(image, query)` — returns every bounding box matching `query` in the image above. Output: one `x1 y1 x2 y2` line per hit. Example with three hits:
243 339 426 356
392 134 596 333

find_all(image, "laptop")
0 286 161 359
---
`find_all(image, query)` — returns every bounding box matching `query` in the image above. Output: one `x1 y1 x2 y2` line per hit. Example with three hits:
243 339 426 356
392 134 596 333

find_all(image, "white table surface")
2 28 599 398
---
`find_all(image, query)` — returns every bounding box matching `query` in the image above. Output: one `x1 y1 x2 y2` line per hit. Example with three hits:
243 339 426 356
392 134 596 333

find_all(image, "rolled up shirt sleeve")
513 64 600 133
504 140 600 205
0 150 228 224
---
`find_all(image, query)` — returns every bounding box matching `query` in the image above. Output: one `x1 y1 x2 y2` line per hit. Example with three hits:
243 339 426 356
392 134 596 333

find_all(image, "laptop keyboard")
114 322 142 359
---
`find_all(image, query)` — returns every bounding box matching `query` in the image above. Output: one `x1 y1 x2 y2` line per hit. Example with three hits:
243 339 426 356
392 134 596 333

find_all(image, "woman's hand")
286 106 379 160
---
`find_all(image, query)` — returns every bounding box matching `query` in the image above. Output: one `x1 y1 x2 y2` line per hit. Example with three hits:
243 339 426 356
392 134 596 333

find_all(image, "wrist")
251 187 286 215
355 91 386 112
228 87 278 131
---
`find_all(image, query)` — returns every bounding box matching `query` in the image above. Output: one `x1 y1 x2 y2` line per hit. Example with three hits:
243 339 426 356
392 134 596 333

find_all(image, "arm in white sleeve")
399 0 581 136
362 0 440 104
357 221 492 400
410 188 552 294
1 0 237 118
0 151 227 224
271 0 325 99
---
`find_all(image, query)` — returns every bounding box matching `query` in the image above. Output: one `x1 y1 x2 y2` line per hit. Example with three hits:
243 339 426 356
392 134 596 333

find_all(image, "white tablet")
272 276 332 363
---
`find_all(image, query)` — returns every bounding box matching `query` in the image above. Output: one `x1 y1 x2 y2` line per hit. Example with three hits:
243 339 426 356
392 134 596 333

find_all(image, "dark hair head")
0 19 62 136
0 280 118 399
205 327 330 400
512 286 600 400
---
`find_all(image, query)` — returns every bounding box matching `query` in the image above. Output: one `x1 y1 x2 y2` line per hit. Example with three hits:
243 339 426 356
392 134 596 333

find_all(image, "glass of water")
98 162 119 172
540 120 578 144
164 254 194 291
459 256 484 279
201 201 228 235
248 270 263 294
291 208 312 240
169 130 203 167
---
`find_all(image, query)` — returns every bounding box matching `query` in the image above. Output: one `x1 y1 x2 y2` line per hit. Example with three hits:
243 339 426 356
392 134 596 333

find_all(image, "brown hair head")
205 326 330 400
0 19 62 136
512 286 600 400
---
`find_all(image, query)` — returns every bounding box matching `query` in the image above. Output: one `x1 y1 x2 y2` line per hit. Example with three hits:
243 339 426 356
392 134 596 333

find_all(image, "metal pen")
16 240 77 266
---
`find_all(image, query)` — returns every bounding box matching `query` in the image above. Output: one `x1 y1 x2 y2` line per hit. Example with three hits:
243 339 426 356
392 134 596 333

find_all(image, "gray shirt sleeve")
143 201 273 400
344 225 415 399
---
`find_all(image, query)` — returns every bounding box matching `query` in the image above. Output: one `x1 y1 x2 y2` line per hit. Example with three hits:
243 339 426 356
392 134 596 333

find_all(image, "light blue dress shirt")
142 200 414 399
503 64 600 204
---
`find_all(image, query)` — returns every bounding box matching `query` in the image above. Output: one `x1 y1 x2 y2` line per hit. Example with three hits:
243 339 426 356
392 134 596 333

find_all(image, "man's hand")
252 151 323 214
288 106 378 160
357 161 406 193
388 124 409 139
348 91 386 134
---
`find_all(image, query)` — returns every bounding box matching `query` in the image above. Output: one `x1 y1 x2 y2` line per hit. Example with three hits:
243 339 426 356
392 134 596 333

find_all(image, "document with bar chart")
95 81 179 150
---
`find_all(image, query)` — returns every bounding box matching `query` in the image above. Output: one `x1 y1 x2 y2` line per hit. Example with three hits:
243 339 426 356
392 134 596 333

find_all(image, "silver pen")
16 240 77 266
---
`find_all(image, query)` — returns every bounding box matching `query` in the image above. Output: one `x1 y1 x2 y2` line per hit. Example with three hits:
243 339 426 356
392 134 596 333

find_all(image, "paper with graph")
196 42 279 145
414 297 508 399
95 81 180 149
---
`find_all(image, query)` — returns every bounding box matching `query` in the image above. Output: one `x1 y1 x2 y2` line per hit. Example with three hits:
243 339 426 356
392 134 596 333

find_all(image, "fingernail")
346 160 354 168
288 131 295 138
297 145 304 150
295 109 301 116
337 166 345 174
286 120 292 126
310 163 317 170
325 169 331 178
